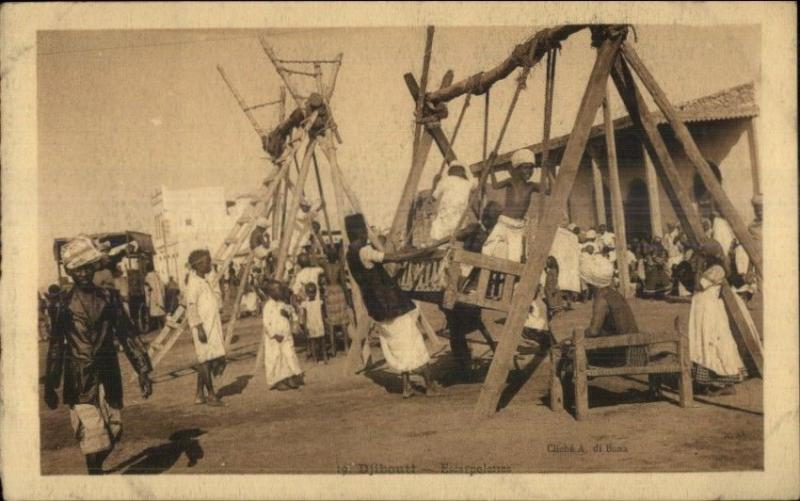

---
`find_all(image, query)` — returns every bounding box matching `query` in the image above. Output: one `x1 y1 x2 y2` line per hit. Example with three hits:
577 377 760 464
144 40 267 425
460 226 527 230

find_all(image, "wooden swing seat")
442 244 524 312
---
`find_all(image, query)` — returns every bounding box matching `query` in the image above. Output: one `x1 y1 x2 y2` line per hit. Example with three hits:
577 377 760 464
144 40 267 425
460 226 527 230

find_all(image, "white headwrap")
511 148 535 168
61 235 104 270
580 254 615 288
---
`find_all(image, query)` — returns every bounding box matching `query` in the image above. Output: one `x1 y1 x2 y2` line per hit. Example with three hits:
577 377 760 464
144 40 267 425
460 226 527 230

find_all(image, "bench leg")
549 349 564 411
573 329 589 420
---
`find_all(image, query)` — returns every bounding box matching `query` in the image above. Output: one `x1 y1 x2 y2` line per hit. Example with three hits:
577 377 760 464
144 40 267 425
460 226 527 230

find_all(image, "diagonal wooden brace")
611 57 763 376
473 34 625 419
620 42 763 277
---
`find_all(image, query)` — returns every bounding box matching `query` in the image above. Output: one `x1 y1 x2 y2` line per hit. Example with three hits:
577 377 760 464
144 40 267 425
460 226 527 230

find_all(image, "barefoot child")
300 282 327 363
262 280 304 391
185 249 227 407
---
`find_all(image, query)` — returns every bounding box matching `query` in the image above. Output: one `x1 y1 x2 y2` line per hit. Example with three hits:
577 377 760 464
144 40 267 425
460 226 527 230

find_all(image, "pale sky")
37 25 759 286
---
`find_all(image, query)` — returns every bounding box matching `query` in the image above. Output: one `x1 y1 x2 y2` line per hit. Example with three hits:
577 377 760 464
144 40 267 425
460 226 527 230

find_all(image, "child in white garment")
261 280 304 391
301 282 327 363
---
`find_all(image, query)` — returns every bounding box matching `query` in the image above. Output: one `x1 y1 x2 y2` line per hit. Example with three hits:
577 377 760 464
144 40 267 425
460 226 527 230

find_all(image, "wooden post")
676 318 694 408
621 43 762 276
279 86 286 122
573 329 589 420
611 57 762 376
317 135 374 372
216 64 264 137
474 33 624 418
404 72 459 164
603 89 631 298
412 26 435 157
224 252 254 350
591 156 607 226
549 346 564 411
274 139 318 280
643 144 664 239
746 118 761 197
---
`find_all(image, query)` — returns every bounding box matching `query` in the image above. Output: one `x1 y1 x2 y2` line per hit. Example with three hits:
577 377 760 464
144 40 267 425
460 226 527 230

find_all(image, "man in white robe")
429 162 477 241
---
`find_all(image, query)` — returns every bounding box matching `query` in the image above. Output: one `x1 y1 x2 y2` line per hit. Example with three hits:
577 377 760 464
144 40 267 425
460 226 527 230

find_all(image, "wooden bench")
442 244 524 312
550 319 693 420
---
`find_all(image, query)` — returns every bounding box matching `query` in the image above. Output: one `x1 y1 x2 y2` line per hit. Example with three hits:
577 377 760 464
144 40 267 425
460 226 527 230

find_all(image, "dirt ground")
39 297 763 475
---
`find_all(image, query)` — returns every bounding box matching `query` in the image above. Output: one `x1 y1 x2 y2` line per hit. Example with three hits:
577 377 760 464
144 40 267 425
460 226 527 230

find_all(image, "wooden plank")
452 249 524 276
602 89 632 298
476 269 491 299
216 64 264 136
587 364 683 378
612 56 762 377
721 283 763 375
426 25 587 104
591 157 607 225
621 42 762 276
583 332 678 350
474 34 624 418
549 348 564 411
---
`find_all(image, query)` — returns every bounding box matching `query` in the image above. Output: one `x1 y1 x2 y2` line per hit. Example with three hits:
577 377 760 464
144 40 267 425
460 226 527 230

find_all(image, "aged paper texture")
1 2 798 500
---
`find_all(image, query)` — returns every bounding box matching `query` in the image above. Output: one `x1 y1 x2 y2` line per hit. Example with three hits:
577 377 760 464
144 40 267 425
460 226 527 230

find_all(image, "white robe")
429 175 476 240
185 272 226 363
302 297 325 338
291 266 324 297
377 308 431 373
550 227 581 293
713 217 735 255
688 266 756 377
262 299 303 386
482 215 526 263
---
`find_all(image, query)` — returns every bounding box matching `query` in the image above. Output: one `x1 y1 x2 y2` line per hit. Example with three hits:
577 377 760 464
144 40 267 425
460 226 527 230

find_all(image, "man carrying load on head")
43 235 153 475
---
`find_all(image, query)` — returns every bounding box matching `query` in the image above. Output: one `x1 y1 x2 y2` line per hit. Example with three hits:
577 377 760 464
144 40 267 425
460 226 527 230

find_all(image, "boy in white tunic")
185 250 227 407
429 162 477 241
262 280 304 391
301 282 327 363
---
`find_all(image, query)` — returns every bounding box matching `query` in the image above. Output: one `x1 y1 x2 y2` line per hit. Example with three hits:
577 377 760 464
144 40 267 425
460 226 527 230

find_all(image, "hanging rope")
436 93 472 178
535 47 558 221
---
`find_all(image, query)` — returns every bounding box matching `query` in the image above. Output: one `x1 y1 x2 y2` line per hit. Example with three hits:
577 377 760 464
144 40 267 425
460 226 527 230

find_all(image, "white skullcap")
511 149 535 168
585 229 597 239
580 254 615 288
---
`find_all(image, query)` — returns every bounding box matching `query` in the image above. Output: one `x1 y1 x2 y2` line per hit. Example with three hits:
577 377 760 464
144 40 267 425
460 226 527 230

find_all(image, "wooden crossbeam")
610 56 763 376
474 33 626 419
620 42 763 277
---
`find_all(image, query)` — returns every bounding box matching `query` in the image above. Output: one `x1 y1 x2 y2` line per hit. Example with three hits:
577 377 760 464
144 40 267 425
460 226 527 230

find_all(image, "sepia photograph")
1 2 798 500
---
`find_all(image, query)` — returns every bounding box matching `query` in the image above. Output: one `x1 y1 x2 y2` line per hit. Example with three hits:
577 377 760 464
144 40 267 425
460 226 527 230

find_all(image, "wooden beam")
611 57 763 376
746 118 761 197
602 89 632 298
474 34 624 419
216 64 264 137
273 139 318 279
316 135 374 373
388 70 455 248
621 42 762 277
426 25 587 104
404 72 458 163
223 252 254 350
591 156 607 226
609 58 705 243
412 26 435 157
643 143 664 239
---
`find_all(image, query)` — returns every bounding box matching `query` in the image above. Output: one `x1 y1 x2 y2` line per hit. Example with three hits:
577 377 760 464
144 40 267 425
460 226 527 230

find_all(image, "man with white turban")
579 253 645 367
482 148 540 262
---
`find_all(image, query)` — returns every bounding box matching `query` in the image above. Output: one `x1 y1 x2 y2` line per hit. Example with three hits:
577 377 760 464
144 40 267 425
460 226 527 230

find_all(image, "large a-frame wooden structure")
389 24 762 418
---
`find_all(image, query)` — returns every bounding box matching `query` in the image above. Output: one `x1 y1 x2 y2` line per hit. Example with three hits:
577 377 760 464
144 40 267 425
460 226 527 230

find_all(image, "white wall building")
151 185 254 286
